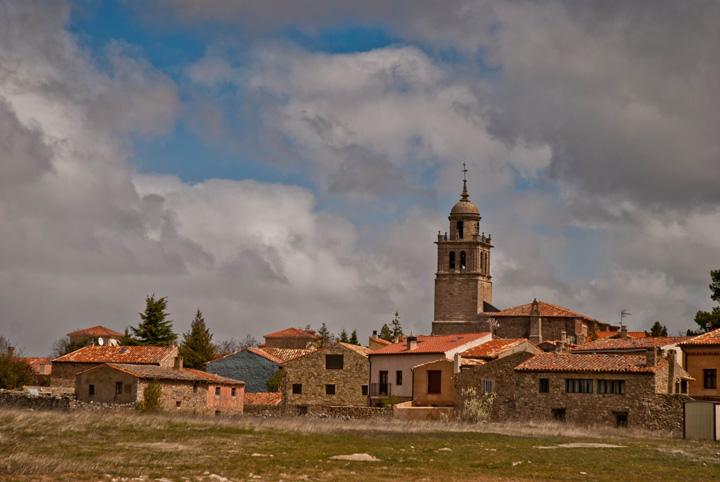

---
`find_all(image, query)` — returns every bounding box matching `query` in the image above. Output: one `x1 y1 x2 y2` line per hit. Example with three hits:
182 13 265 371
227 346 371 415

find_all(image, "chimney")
174 356 183 370
620 325 628 339
453 353 462 374
645 348 656 367
406 335 418 351
372 330 378 337
560 330 567 345
666 349 676 393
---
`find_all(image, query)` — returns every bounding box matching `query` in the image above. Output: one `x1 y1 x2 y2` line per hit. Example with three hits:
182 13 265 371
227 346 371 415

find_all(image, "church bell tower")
433 165 493 327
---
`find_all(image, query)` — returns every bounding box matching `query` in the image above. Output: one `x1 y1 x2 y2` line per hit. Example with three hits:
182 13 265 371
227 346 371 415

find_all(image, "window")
325 384 336 395
460 251 467 270
215 410 221 416
597 380 625 395
292 383 302 394
176 400 181 408
396 370 403 386
427 370 442 394
539 378 549 393
704 369 717 389
449 251 456 270
482 379 493 394
215 386 221 397
88 384 95 397
614 411 628 428
231 387 237 398
362 385 368 396
325 354 344 370
679 379 688 394
565 379 593 393
552 408 566 422
379 370 389 395
456 221 464 239
115 382 123 395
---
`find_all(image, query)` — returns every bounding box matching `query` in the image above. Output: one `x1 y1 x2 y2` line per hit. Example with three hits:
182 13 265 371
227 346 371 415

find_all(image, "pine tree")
339 329 349 343
379 323 393 341
349 329 359 345
650 321 668 337
130 295 177 346
179 309 216 369
694 269 720 332
317 323 332 347
390 312 403 340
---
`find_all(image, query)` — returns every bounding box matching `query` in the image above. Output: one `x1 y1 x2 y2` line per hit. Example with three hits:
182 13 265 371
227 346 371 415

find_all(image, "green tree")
137 382 162 412
266 369 282 392
338 329 349 343
317 323 332 347
130 295 177 346
349 329 359 345
379 323 393 341
0 342 33 389
650 321 668 337
694 270 720 332
52 336 91 357
179 309 216 369
390 312 403 340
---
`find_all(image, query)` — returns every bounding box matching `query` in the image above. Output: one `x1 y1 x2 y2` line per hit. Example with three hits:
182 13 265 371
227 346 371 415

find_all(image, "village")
2 181 719 441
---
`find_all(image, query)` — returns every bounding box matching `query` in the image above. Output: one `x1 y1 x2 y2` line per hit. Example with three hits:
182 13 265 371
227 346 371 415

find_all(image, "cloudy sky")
2 1 719 354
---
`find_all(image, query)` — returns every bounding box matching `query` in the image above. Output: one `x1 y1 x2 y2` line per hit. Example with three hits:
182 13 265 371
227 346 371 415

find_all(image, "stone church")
431 175 616 344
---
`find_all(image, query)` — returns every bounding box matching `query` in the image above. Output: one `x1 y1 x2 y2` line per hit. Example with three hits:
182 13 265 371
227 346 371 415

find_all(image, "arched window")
456 221 464 239
449 251 456 270
460 251 467 270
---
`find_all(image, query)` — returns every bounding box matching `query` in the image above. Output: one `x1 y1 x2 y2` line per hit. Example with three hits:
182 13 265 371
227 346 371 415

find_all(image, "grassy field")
1 409 719 481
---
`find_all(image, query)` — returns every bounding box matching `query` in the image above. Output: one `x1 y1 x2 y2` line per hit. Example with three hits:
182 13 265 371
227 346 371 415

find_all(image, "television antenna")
620 309 631 328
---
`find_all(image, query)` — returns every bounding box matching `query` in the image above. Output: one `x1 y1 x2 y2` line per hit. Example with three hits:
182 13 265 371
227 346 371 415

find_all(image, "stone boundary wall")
0 389 73 411
244 404 392 419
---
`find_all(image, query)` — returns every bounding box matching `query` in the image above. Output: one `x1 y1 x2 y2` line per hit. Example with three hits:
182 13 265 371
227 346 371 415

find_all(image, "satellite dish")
97 337 104 346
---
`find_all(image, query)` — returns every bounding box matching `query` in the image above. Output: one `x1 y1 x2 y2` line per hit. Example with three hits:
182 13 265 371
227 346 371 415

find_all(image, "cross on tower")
461 162 469 200
462 162 468 181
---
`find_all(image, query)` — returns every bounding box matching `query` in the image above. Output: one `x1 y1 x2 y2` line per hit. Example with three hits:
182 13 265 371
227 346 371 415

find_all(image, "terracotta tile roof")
487 300 598 321
18 357 52 375
370 333 491 356
338 342 372 357
67 325 123 338
461 339 526 359
515 353 657 374
263 327 317 339
573 336 688 352
679 327 720 347
100 363 244 384
245 392 282 406
246 346 284 364
53 345 176 364
595 330 646 339
260 346 316 363
369 336 392 346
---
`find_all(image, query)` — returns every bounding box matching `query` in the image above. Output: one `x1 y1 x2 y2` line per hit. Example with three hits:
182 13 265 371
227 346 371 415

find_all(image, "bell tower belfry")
432 165 493 327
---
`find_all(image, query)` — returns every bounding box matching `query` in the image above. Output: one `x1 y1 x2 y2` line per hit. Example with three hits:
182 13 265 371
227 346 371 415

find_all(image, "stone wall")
432 321 490 335
207 350 278 392
282 343 369 406
0 389 73 410
75 365 139 404
433 274 491 322
455 352 688 432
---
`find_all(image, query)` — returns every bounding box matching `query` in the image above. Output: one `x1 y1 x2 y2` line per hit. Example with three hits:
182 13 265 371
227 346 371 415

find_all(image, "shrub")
136 382 163 412
0 353 33 389
458 386 496 423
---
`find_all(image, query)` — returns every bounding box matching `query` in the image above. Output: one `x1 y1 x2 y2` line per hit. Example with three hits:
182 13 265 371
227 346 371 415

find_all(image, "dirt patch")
329 453 381 462
117 442 191 451
535 443 625 449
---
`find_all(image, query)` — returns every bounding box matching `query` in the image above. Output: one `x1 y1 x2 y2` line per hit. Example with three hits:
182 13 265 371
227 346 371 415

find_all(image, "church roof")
487 300 598 321
450 199 480 216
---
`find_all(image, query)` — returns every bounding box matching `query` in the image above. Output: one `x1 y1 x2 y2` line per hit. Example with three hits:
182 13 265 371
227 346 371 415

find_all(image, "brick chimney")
174 356 184 370
453 353 462 374
666 349 676 393
406 335 418 351
645 348 656 367
619 325 628 339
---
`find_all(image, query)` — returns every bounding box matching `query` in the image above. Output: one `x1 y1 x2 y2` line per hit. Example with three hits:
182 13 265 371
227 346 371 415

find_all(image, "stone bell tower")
432 166 493 328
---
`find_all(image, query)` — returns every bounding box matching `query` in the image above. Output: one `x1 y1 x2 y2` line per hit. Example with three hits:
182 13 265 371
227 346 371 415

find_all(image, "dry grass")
0 408 718 481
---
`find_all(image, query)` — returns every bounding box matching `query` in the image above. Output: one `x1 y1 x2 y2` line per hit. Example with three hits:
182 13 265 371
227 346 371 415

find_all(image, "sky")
1 0 719 355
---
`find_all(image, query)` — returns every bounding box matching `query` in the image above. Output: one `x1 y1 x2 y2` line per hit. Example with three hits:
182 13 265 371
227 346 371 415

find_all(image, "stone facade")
455 352 689 432
281 343 369 407
206 350 278 392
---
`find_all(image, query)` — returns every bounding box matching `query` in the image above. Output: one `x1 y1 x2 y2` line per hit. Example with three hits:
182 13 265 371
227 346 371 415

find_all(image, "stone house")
411 338 540 408
75 361 244 414
52 345 178 385
679 328 720 399
281 342 371 407
368 332 491 405
17 357 53 385
455 350 692 431
67 325 123 346
263 327 318 349
206 345 312 392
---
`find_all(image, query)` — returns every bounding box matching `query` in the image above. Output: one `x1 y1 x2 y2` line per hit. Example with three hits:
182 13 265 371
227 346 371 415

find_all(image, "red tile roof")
369 336 392 346
98 363 243 384
256 346 316 363
515 353 657 374
461 339 526 359
573 336 688 352
245 392 282 406
595 330 646 339
488 300 597 321
18 357 52 375
53 345 176 364
370 333 491 356
263 327 317 339
67 325 123 338
339 342 372 357
679 328 720 347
